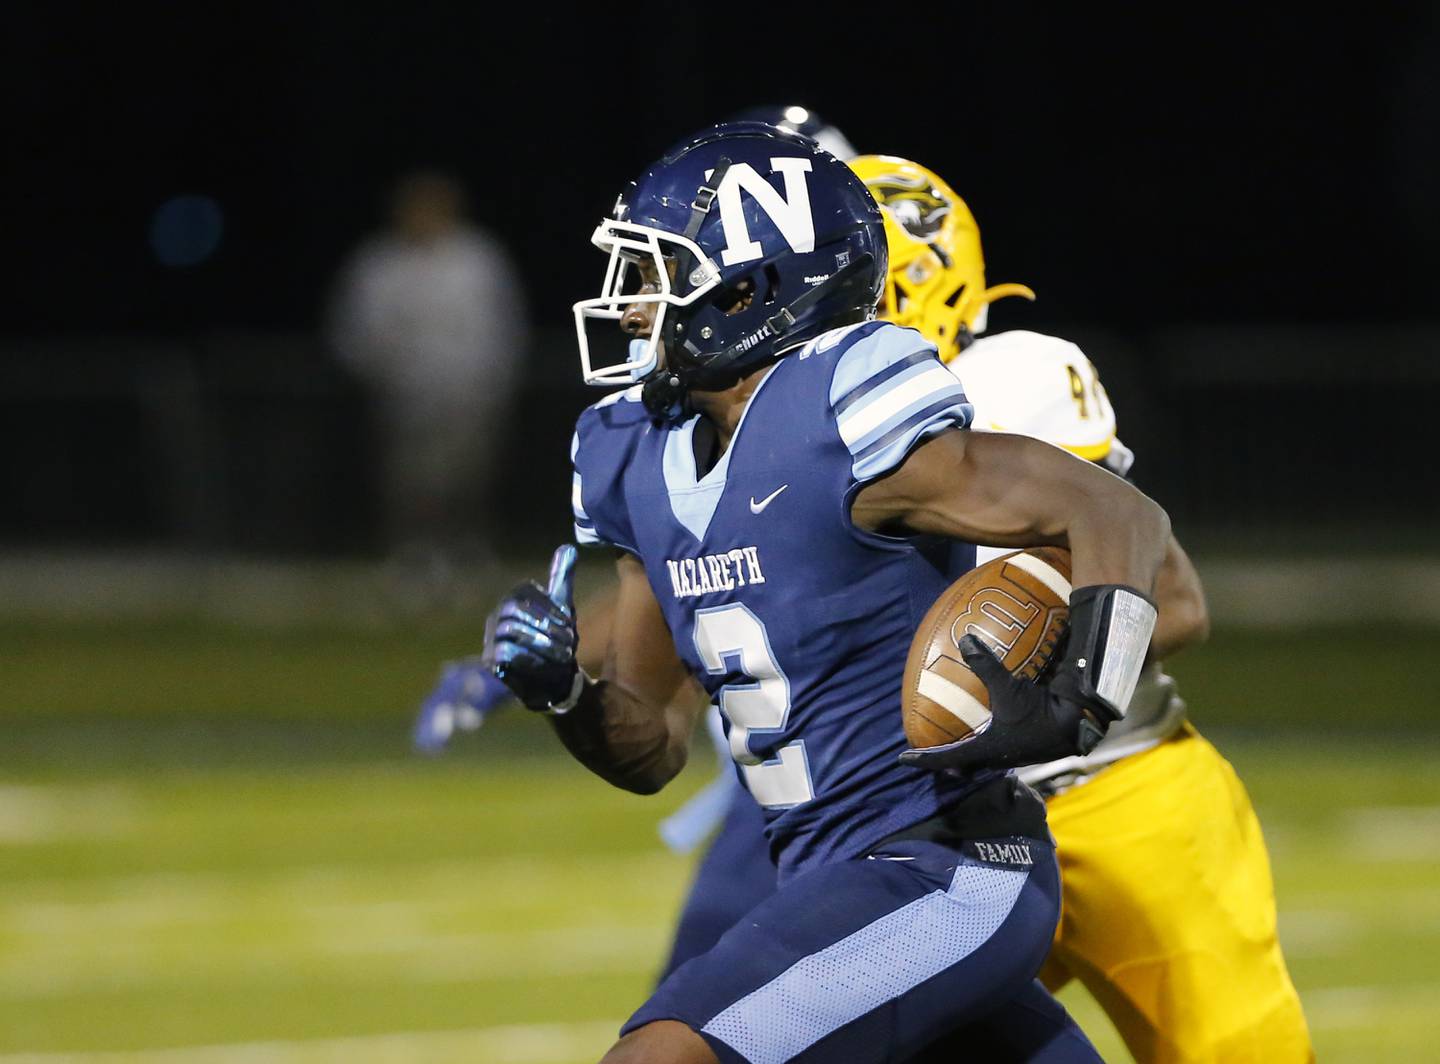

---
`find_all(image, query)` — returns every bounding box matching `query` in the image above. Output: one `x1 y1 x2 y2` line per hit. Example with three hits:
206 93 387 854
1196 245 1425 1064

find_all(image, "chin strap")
761 252 876 340
697 249 878 384
641 369 692 426
641 161 733 426
649 246 879 417
685 160 729 238
669 159 731 314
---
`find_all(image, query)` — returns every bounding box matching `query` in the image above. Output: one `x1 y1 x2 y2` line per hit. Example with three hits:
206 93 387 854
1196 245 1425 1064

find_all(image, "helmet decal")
715 159 816 266
848 154 1035 363
864 172 952 242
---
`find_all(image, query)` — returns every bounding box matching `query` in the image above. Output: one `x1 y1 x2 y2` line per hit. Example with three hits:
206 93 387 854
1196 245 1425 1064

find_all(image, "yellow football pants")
1039 724 1314 1063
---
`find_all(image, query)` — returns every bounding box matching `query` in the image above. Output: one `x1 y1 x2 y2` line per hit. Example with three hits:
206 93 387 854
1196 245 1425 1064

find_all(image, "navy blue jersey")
572 321 998 881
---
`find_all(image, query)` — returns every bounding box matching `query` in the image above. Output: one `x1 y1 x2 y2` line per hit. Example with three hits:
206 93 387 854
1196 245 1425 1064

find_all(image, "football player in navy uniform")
409 108 851 979
487 122 1175 1063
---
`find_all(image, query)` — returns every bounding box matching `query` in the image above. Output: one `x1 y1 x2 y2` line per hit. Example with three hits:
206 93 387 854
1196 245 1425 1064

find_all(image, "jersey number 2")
692 604 814 809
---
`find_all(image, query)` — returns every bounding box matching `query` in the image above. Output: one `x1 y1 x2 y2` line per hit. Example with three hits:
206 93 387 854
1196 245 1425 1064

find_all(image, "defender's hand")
412 657 514 754
899 635 1105 773
486 545 581 712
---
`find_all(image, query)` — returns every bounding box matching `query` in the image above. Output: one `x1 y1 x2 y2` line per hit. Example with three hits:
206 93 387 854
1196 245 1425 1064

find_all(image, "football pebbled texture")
902 547 1073 749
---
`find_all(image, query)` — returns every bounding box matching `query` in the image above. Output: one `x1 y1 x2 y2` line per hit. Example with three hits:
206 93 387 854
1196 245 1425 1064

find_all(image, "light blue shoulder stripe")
847 379 970 459
593 383 646 409
836 360 957 449
571 472 589 521
827 323 938 409
701 862 1028 1064
852 398 971 482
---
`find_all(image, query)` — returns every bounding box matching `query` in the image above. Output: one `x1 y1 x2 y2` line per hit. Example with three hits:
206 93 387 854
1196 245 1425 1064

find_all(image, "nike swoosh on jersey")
749 485 788 514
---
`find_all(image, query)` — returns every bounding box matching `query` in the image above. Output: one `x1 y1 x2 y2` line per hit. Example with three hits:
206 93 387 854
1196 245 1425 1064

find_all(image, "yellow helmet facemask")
848 155 1035 362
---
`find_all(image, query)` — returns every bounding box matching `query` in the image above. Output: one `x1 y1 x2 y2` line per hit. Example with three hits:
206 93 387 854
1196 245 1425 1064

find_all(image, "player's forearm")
1060 475 1170 595
548 680 689 795
1149 534 1210 658
857 430 1170 593
990 432 1171 592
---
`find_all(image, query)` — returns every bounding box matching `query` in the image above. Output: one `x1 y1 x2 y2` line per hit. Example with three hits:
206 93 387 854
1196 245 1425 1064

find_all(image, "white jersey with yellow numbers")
950 329 1188 791
953 329 1116 460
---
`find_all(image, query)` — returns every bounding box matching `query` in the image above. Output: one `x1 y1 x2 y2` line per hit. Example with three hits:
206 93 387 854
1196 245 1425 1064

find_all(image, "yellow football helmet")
848 155 1035 362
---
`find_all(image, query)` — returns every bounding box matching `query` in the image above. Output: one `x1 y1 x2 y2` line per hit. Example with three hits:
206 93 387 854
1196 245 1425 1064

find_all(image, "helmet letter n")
715 158 816 266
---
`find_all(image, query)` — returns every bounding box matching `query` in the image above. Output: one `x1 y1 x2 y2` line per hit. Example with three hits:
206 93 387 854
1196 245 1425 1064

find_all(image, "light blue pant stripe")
700 862 1029 1064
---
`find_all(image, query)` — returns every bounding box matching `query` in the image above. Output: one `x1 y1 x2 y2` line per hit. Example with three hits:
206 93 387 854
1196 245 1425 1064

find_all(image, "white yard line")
1302 983 1440 1029
4 985 1440 1059
0 923 665 1000
1283 885 1440 913
9 551 1440 625
0 1020 620 1063
0 855 679 1001
1342 805 1440 861
3 853 678 906
1275 909 1361 958
0 785 138 843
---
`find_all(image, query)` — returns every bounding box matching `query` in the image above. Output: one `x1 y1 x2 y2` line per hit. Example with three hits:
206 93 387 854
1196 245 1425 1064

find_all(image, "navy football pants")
632 831 1098 1063
660 786 778 982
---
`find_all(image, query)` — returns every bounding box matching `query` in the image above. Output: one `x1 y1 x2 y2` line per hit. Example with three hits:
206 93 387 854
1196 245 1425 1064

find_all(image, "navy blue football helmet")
729 105 857 161
573 122 886 423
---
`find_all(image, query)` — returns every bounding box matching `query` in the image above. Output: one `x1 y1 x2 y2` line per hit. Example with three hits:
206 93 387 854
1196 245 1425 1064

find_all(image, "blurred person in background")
329 170 526 593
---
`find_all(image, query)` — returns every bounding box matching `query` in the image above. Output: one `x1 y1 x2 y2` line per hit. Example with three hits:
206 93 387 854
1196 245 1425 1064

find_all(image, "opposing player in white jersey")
849 153 1313 1063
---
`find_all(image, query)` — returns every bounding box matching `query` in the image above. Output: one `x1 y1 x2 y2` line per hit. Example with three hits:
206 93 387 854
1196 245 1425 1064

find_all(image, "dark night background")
4 6 1439 554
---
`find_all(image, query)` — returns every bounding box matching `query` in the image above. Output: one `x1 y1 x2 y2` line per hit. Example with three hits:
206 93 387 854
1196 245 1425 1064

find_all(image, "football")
902 547 1073 748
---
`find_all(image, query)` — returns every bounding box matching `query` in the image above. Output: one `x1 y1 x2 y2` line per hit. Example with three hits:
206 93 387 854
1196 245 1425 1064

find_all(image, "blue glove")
412 657 515 754
487 545 582 712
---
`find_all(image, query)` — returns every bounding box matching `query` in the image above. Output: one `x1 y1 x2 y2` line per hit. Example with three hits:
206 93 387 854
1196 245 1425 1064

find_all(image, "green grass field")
1 620 1438 1061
